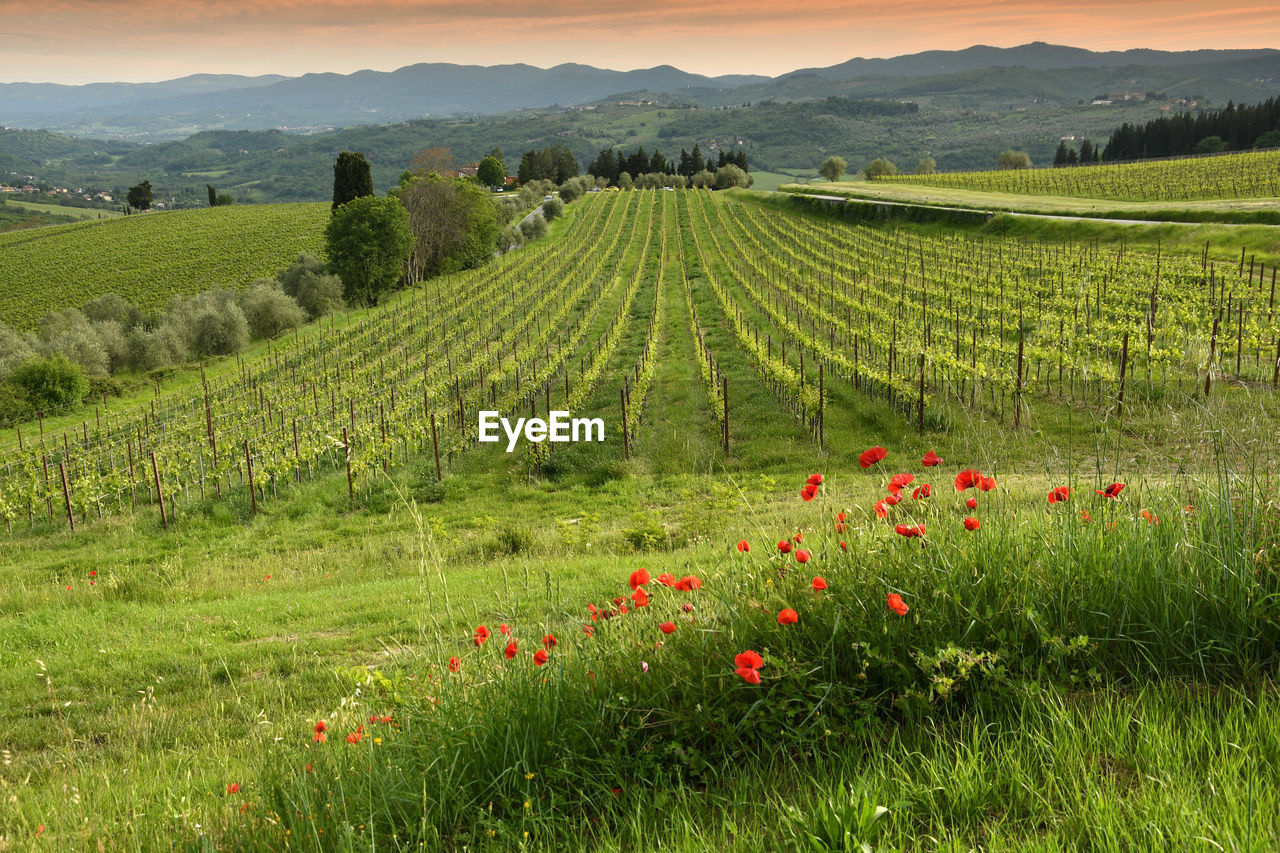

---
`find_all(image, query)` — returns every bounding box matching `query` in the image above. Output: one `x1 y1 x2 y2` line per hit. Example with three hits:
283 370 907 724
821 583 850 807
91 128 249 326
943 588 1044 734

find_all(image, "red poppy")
795 549 811 564
674 575 702 591
735 666 761 684
777 608 799 625
629 569 650 590
979 475 997 492
314 720 327 734
656 572 677 587
874 500 888 519
812 576 827 591
659 621 677 634
922 450 943 467
884 493 902 506
777 539 792 554
582 625 595 636
1048 486 1071 504
533 649 549 666
542 633 557 648
966 497 978 509
801 485 818 501
889 473 915 492
954 469 981 491
499 623 511 636
793 533 803 543
806 473 824 486
1140 510 1159 525
734 650 764 669
837 512 846 521
887 593 909 616
1097 483 1125 499
839 541 847 550
859 446 887 468
227 783 241 794
314 731 326 743
346 732 362 744
380 715 392 724
619 605 629 615
448 656 460 672
504 641 518 659
912 484 932 499
612 597 624 606
735 540 750 553
894 523 925 538
963 517 981 531
473 625 490 646
369 716 379 724
89 570 97 577
1080 510 1093 523
631 588 650 607
682 602 695 613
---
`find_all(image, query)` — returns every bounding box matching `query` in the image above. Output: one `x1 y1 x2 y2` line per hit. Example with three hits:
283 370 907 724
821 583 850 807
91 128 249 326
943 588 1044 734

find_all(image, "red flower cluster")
1048 486 1071 504
801 473 824 501
734 650 764 684
894 524 925 538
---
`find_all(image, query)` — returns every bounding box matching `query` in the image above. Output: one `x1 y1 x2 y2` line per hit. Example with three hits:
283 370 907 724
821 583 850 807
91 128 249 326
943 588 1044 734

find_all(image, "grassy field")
1 190 1278 850
0 199 122 222
0 203 327 328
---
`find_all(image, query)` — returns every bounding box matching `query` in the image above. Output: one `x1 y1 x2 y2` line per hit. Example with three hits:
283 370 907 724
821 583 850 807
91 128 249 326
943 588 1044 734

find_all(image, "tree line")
1101 97 1280 161
586 144 748 185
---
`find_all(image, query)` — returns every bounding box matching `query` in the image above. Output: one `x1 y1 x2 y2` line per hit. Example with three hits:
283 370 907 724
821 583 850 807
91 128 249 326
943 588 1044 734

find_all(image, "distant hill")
2 44 1278 138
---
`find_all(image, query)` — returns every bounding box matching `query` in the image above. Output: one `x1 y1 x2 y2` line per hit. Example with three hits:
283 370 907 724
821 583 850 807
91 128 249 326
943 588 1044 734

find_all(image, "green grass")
1 189 1278 850
0 203 326 328
0 199 122 221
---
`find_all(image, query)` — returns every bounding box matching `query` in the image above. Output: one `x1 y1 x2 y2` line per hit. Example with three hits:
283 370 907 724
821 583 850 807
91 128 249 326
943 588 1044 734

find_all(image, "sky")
1 0 1277 84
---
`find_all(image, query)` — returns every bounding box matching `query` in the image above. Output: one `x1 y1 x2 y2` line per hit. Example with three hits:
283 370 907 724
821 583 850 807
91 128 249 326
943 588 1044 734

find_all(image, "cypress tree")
332 151 374 210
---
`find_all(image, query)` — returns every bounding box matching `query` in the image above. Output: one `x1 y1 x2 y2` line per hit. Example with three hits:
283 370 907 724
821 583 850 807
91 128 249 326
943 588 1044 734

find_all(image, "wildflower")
1097 483 1126 499
227 783 241 794
368 715 379 724
795 549 811 564
448 656 460 673
1140 510 1159 525
1080 510 1093 523
681 602 695 613
734 650 764 670
777 608 799 625
839 541 847 550
89 570 97 577
314 732 326 743
1048 487 1071 504
533 649 549 666
504 641 518 660
499 623 511 636
874 500 888 519
884 493 902 506
674 575 702 591
859 446 887 468
801 484 818 501
1184 505 1195 514
806 473 824 486
921 450 942 467
735 666 761 684
619 605 629 615
630 588 650 607
473 625 490 646
963 517 981 531
656 572 677 587
912 484 932 499
978 475 997 492
736 540 750 553
346 732 362 744
889 472 915 492
629 568 650 590
812 577 827 591
582 625 595 637
954 469 981 491
380 715 392 724
542 633 557 648
966 497 978 509
793 532 803 543
894 524 925 538
659 622 677 635
835 522 846 533
777 539 792 554
887 593 909 616
641 661 649 673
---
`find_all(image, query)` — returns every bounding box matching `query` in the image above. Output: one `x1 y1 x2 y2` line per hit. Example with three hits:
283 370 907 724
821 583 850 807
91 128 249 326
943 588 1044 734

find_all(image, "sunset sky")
2 0 1277 84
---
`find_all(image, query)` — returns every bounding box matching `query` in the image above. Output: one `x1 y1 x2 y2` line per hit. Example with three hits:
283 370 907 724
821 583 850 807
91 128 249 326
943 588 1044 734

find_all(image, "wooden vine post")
722 376 729 457
150 452 167 529
343 427 354 502
244 440 257 516
59 461 74 532
1116 331 1130 420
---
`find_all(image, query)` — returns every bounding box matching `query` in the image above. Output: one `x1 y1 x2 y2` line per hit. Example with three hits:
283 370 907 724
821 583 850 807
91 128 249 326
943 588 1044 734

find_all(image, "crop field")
874 148 1280 201
0 203 327 328
2 189 1279 850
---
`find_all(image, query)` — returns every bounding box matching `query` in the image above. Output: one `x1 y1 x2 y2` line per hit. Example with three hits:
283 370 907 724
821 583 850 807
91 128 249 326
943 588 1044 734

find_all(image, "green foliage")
865 158 899 179
782 786 891 853
819 156 847 182
0 204 327 329
1255 129 1280 149
476 155 505 187
9 354 89 410
997 149 1033 169
0 322 33 380
915 155 936 175
518 212 547 240
398 175 499 279
332 150 374 210
541 196 564 222
714 164 750 189
325 194 412 306
191 303 250 356
0 380 34 427
238 278 306 339
1193 135 1227 154
126 180 153 210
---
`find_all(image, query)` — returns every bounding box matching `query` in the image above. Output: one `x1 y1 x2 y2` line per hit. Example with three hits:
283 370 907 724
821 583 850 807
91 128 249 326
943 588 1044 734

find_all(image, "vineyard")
873 148 1280 201
2 188 1276 534
0 203 327 328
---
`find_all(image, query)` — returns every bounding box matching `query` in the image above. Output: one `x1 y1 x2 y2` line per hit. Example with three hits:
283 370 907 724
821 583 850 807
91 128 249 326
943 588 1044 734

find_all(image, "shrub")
239 278 307 339
191 304 250 356
690 169 716 188
291 271 345 319
497 223 524 252
996 150 1032 170
37 310 110 376
279 253 326 295
714 164 750 189
541 196 564 222
9 354 89 411
125 324 188 372
865 158 899 179
0 381 33 427
0 323 33 381
82 293 130 323
519 213 548 240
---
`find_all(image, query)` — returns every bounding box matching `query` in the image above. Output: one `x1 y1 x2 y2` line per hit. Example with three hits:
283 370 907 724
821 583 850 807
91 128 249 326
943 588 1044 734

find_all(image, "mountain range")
2 43 1278 138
